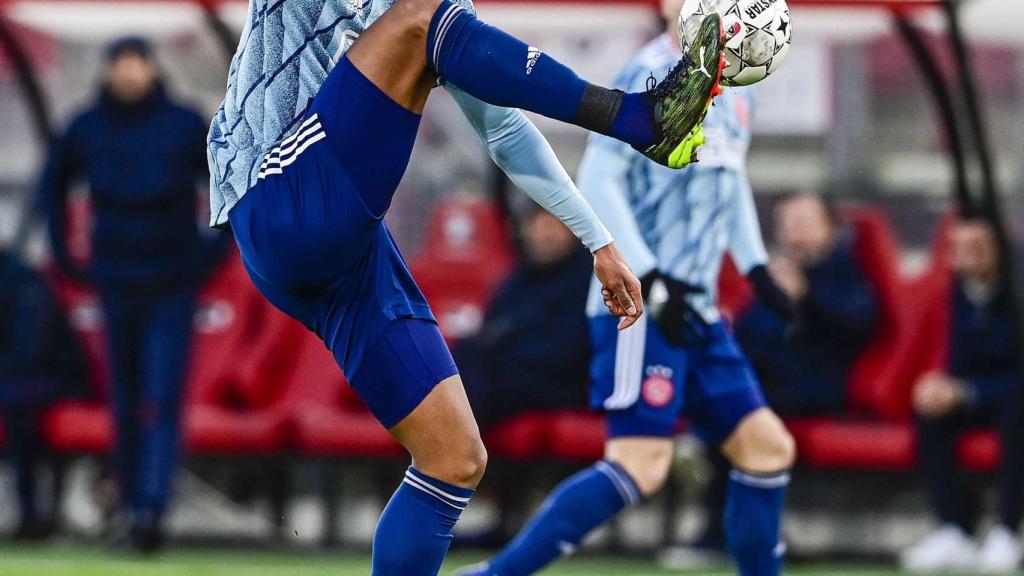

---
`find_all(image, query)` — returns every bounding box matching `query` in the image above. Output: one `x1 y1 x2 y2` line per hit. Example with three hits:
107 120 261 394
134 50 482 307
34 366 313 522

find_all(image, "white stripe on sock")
431 4 462 71
595 461 639 505
404 470 472 504
729 469 791 490
402 478 467 511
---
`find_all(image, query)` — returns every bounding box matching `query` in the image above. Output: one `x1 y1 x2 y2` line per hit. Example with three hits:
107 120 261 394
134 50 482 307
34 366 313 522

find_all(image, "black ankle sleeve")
572 84 623 136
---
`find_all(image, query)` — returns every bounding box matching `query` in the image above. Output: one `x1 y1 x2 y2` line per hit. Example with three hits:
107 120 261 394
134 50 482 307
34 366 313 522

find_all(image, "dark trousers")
2 406 42 524
100 288 195 522
917 387 1024 533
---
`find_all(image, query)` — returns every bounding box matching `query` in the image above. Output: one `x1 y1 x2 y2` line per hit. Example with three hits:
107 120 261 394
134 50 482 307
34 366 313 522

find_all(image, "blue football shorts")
228 57 457 429
589 316 767 443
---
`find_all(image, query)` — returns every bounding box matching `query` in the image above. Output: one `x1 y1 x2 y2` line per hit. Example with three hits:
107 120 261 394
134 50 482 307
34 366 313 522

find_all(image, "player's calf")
720 408 793 576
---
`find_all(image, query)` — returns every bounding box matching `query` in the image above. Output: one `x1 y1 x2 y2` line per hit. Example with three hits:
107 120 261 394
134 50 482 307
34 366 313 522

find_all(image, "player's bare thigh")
605 437 674 497
388 375 488 488
346 0 445 114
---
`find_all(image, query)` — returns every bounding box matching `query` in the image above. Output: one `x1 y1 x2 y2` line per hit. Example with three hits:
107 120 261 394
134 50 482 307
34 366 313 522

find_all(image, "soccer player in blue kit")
207 0 729 573
458 1 796 574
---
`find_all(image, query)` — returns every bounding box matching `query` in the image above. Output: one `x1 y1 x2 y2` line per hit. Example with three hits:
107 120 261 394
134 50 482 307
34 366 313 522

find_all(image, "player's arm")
728 174 794 323
447 85 642 329
574 135 657 278
38 119 89 283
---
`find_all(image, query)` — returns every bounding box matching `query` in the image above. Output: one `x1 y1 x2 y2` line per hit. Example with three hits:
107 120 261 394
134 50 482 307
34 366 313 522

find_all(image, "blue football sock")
371 466 474 576
426 1 656 148
725 469 790 576
487 460 641 576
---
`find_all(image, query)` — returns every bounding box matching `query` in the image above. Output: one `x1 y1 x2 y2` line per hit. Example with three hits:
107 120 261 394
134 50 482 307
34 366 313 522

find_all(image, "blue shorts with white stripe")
588 315 767 443
229 57 456 429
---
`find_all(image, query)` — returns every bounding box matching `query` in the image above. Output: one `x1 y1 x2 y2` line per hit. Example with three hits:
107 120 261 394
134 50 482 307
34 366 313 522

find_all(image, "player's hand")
594 243 643 330
913 372 968 418
641 271 709 347
747 264 798 338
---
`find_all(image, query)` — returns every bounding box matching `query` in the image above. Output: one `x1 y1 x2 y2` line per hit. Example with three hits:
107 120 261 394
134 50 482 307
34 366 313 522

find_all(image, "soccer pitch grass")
0 545 907 576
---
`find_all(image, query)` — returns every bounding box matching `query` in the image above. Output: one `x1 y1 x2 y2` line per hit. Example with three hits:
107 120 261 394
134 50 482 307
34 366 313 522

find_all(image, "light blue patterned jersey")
206 0 474 227
579 34 768 322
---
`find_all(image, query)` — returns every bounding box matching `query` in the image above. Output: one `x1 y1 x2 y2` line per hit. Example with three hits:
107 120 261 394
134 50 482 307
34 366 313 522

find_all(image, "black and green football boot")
635 12 726 169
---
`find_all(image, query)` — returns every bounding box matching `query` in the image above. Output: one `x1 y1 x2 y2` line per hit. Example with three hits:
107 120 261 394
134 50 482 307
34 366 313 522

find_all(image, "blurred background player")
0 240 88 540
458 0 796 574
457 206 593 428
901 218 1024 574
38 37 226 552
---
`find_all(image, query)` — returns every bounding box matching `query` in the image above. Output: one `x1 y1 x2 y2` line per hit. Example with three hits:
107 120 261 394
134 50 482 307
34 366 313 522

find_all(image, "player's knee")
759 426 796 470
441 437 488 487
724 410 796 473
391 0 444 41
606 439 673 497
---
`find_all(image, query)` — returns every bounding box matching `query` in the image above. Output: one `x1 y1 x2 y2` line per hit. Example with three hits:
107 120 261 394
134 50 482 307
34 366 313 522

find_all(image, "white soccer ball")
678 0 792 86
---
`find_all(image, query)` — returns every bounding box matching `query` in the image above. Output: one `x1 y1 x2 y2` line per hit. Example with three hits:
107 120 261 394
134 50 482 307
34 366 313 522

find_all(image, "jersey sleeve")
727 172 769 274
446 84 613 253
575 134 658 277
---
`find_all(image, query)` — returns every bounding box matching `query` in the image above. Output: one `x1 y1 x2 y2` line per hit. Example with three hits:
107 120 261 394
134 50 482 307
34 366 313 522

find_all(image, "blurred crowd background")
0 0 1022 568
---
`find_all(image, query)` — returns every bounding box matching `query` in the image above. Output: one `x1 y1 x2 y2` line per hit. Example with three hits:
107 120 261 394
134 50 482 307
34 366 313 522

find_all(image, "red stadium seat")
957 430 1000 473
185 252 308 455
786 418 915 471
410 197 516 341
840 207 911 421
42 400 111 454
289 332 403 459
543 411 607 461
717 254 754 324
483 413 551 462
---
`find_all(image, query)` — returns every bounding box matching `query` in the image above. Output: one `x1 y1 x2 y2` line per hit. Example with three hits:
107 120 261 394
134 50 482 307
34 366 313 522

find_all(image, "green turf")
0 545 908 576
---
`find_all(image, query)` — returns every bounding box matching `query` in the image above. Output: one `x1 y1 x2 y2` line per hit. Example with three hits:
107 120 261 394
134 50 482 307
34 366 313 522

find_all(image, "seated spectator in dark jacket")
456 207 592 428
901 219 1024 574
0 246 88 539
737 193 878 415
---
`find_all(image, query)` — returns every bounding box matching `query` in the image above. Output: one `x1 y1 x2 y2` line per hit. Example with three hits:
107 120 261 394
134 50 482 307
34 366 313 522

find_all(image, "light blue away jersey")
206 0 475 227
579 34 768 322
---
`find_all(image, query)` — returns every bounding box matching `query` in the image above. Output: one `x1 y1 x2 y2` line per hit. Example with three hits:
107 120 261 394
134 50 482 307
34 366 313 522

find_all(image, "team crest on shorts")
642 365 675 407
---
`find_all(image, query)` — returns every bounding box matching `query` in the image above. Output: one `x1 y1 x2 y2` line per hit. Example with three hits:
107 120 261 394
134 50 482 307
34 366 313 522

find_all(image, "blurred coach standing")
38 37 226 552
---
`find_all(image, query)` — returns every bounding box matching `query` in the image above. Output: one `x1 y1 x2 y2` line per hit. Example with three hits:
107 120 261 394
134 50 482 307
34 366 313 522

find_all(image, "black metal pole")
196 0 239 63
892 12 973 215
941 0 1024 360
0 12 53 252
943 0 999 218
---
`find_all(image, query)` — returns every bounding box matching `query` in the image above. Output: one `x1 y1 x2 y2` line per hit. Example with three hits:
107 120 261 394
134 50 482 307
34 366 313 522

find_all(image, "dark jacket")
39 85 227 292
949 279 1022 407
738 235 878 415
456 246 593 426
0 250 88 404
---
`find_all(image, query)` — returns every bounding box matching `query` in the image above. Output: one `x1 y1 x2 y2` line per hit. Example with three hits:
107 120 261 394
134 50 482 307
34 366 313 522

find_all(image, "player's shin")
724 469 790 576
480 461 641 576
426 1 656 148
371 466 475 575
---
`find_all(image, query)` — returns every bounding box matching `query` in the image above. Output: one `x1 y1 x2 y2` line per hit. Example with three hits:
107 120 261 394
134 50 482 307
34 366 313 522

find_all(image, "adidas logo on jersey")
526 46 542 75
